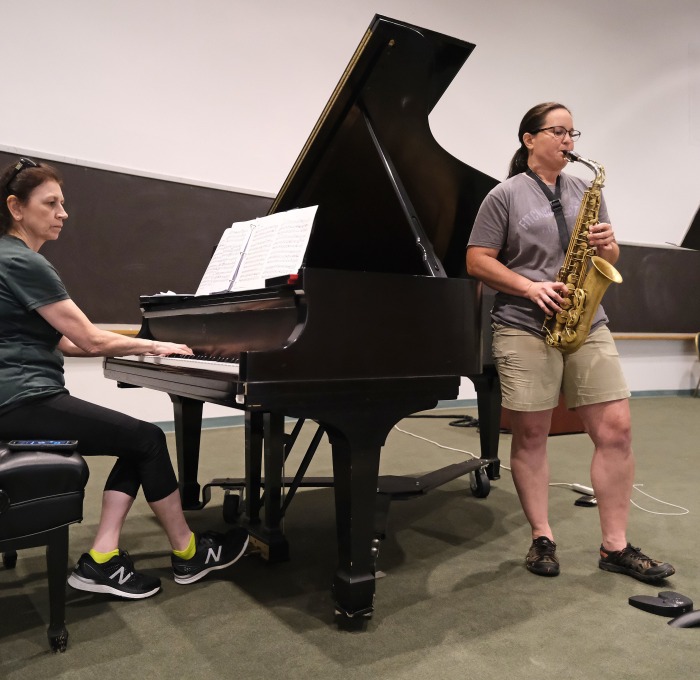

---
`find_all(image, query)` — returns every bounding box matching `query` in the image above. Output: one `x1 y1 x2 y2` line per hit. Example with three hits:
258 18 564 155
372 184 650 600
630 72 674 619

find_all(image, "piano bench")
0 443 89 652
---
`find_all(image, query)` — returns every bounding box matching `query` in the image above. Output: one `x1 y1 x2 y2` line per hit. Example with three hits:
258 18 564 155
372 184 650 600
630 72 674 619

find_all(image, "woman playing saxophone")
466 102 674 583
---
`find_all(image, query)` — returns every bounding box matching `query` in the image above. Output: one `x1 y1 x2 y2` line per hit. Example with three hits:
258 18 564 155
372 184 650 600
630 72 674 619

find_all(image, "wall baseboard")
156 391 696 433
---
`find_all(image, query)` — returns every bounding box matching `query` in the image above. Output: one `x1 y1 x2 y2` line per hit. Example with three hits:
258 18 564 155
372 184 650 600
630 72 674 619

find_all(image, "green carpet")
1 396 698 679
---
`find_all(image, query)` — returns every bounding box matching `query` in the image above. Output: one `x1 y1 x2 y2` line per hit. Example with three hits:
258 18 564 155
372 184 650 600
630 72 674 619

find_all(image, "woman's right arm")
466 246 568 316
37 298 193 357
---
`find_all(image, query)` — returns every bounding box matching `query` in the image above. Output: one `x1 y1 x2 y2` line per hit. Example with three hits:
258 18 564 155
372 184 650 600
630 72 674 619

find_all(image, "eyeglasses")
533 126 581 141
5 157 39 191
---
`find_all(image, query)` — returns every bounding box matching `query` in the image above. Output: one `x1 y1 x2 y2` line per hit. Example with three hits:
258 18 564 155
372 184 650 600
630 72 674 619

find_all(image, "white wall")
3 0 699 245
4 1 700 422
615 338 698 394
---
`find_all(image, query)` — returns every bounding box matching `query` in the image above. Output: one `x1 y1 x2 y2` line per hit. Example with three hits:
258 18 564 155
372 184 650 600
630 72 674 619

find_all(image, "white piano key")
117 354 240 375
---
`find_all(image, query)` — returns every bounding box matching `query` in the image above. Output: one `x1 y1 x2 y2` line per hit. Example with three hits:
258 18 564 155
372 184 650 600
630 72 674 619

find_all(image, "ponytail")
507 147 530 178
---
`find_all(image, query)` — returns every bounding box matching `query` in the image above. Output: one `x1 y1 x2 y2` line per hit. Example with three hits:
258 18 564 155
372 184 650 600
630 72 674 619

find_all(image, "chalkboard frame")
2 151 698 333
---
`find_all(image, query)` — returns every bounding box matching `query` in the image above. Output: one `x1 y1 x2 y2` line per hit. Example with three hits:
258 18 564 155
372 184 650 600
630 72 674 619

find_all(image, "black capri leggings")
0 393 179 503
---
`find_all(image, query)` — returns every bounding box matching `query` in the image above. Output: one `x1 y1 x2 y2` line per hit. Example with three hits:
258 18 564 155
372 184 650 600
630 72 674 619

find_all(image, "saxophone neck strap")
526 168 569 253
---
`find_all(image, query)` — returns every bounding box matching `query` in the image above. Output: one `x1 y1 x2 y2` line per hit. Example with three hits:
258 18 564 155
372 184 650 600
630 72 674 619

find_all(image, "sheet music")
231 207 317 291
196 206 317 295
195 223 254 296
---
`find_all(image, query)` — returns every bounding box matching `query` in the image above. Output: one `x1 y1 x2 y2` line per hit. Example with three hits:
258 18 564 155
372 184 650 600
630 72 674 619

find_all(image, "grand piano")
104 15 500 619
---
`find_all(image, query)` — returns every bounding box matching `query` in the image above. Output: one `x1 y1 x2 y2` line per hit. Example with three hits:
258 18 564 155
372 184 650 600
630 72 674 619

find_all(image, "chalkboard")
3 152 698 333
0 151 274 323
479 243 700 337
603 243 700 333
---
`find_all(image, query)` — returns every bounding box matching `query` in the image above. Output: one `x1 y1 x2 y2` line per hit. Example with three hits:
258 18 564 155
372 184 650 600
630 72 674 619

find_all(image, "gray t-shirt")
0 235 70 412
467 171 610 336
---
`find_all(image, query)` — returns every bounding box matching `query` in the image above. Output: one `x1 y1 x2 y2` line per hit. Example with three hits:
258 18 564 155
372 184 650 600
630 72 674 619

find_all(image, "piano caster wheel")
469 469 490 498
48 626 68 653
222 492 241 524
334 606 373 630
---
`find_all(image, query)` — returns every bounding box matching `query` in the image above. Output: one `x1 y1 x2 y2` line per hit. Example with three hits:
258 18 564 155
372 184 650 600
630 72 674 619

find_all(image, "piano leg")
244 412 290 562
315 402 438 620
469 366 502 480
326 423 382 619
244 411 263 527
170 395 204 510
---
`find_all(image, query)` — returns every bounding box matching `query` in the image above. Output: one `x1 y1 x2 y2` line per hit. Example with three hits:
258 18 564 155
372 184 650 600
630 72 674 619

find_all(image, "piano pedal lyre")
222 489 242 524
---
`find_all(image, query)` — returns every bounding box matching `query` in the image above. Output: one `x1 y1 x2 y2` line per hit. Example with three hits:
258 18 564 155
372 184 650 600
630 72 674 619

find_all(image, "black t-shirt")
0 235 70 411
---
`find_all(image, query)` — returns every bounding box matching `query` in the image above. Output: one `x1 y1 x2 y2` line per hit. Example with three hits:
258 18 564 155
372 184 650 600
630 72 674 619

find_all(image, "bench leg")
46 526 69 653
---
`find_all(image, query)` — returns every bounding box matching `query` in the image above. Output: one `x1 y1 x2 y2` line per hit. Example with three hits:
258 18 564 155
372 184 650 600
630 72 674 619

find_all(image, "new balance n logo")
110 566 134 585
205 546 222 564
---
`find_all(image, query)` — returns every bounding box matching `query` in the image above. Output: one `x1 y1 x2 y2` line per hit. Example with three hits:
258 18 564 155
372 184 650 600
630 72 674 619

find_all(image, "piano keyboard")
118 354 240 375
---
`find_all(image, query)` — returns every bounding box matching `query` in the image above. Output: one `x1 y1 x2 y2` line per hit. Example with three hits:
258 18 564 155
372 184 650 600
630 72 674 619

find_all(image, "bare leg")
508 408 555 540
149 490 193 552
92 489 192 553
91 490 134 552
576 399 633 552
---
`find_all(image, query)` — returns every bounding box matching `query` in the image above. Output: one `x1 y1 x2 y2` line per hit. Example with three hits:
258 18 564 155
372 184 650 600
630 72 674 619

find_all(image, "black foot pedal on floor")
629 591 693 616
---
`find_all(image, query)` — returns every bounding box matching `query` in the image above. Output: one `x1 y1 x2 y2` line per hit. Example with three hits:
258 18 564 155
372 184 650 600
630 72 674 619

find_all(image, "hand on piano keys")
148 341 194 357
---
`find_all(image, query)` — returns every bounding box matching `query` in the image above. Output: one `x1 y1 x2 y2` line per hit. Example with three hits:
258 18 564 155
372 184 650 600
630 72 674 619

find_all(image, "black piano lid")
680 203 700 250
270 15 498 279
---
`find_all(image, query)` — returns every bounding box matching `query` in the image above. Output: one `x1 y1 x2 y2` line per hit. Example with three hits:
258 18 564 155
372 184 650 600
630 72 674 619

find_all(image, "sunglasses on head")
5 157 39 191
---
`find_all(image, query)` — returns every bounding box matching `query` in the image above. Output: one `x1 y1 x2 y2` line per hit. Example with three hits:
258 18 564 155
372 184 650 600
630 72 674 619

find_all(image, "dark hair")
507 102 571 178
0 159 63 236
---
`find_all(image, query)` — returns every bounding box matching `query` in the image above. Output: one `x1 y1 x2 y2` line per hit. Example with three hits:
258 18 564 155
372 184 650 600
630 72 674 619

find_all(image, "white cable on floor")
630 483 689 516
393 424 690 516
392 424 482 461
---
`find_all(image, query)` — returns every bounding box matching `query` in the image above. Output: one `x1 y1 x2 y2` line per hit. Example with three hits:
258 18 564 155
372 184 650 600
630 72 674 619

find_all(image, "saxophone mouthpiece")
564 151 580 162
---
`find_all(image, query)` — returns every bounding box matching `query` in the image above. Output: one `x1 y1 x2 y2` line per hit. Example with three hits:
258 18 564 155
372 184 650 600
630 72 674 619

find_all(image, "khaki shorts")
491 324 630 411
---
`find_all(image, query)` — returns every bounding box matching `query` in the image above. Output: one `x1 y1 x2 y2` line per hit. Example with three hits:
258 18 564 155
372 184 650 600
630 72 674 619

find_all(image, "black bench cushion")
0 444 89 541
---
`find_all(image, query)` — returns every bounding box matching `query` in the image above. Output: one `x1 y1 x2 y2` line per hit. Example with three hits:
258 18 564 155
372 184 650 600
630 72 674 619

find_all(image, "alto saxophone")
542 151 623 353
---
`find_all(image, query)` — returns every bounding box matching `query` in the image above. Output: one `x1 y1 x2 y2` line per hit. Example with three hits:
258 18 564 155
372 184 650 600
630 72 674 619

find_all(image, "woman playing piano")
0 157 248 599
466 103 674 584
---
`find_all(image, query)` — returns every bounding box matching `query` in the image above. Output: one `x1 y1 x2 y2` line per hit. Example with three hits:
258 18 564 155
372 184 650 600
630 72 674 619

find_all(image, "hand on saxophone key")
525 280 570 314
587 222 616 253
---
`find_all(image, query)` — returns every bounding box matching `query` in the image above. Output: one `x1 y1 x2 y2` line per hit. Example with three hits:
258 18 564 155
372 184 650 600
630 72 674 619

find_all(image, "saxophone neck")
564 150 605 187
